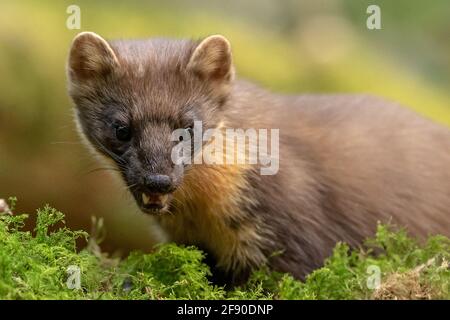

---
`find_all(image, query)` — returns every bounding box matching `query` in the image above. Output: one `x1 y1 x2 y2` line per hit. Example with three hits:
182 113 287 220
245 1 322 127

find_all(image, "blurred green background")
1 0 449 253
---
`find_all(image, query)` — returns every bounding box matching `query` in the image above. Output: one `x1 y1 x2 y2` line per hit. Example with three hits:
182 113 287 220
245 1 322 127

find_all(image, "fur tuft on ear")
68 32 119 81
187 35 234 82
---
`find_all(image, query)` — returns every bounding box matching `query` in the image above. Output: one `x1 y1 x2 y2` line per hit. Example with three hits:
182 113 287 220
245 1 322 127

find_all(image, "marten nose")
143 174 173 194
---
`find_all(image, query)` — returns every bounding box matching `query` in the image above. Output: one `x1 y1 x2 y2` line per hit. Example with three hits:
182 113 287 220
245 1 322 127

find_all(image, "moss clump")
0 199 448 300
0 198 103 299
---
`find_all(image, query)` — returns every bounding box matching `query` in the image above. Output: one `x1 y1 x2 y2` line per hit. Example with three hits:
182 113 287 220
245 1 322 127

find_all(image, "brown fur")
67 32 450 284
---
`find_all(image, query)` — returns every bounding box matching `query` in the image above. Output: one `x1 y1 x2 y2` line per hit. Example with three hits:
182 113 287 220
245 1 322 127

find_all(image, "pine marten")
67 32 450 284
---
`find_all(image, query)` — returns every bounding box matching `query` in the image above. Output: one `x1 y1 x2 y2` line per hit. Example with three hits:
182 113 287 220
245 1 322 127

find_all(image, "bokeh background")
1 0 449 253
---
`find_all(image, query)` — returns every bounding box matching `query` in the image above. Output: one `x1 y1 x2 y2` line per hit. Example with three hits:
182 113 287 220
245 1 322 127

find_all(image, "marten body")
68 32 450 284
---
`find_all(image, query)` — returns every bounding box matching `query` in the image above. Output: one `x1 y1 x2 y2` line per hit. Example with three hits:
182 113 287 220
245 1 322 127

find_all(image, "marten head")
67 32 234 214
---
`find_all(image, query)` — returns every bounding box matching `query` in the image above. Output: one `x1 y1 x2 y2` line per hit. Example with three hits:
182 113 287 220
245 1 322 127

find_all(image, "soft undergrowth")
0 198 448 300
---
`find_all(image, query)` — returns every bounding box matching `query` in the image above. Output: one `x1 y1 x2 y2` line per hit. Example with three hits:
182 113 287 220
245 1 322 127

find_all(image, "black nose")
143 174 173 194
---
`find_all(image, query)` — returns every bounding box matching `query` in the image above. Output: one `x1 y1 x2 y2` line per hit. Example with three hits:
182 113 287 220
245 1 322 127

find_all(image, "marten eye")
115 125 131 141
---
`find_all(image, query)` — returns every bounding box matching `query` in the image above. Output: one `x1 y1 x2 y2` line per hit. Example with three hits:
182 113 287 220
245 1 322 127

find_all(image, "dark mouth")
137 192 172 215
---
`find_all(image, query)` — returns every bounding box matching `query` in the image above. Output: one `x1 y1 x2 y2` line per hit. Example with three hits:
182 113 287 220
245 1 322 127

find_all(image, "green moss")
0 199 448 300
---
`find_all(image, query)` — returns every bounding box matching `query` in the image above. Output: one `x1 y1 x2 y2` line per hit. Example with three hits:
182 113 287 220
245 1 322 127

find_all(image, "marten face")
67 32 234 214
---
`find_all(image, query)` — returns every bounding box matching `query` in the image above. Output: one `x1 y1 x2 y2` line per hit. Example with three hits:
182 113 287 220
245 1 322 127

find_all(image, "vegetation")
1 198 448 300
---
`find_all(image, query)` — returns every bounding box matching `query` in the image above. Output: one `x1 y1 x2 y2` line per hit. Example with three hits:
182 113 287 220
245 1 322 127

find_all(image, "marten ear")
187 35 234 82
68 32 119 81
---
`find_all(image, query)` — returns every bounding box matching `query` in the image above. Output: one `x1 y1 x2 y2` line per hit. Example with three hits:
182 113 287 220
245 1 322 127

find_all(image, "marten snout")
135 174 175 213
143 174 174 194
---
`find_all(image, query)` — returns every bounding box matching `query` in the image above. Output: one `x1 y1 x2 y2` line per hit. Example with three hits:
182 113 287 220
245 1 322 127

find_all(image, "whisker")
121 183 138 193
84 167 121 175
92 136 127 165
50 141 83 145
